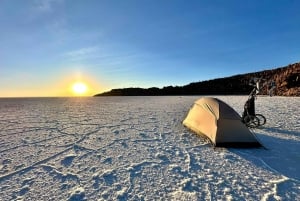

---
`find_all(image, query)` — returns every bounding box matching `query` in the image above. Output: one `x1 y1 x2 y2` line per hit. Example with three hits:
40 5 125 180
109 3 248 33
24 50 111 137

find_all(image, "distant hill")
94 62 300 97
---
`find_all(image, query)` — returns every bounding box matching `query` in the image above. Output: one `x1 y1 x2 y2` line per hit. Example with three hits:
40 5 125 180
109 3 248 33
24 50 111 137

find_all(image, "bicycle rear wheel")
255 114 266 126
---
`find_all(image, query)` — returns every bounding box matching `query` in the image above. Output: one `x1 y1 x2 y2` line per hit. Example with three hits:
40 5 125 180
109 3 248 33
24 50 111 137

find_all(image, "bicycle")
242 83 266 128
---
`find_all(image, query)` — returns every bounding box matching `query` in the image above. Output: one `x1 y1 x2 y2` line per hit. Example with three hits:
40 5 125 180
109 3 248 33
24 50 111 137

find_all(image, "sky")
0 0 300 97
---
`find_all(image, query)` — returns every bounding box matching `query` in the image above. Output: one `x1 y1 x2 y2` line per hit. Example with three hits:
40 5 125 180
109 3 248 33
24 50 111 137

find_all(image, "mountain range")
94 62 300 97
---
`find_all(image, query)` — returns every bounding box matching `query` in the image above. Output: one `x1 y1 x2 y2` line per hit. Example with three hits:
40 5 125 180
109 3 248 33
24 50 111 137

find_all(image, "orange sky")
0 71 106 97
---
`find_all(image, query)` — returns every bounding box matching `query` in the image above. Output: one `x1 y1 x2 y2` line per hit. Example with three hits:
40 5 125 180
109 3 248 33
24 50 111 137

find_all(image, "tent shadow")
261 126 300 137
230 130 300 182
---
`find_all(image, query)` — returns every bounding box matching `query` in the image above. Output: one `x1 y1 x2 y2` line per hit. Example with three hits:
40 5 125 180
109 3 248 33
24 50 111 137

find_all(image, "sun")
72 82 87 95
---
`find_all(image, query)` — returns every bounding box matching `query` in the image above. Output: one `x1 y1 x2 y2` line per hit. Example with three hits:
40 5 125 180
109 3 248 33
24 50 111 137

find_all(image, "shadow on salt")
230 129 300 182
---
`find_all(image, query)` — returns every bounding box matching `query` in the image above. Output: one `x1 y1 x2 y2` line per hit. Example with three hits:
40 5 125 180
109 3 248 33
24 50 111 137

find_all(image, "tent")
183 97 261 147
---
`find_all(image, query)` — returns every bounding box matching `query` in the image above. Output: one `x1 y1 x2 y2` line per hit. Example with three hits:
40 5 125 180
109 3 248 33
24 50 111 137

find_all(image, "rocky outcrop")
272 63 299 96
95 62 300 96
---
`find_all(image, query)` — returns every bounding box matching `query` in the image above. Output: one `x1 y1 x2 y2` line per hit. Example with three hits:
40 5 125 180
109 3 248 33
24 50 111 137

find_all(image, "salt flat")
0 96 299 201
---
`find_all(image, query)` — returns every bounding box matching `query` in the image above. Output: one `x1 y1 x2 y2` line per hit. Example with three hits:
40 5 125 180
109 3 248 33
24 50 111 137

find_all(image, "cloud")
63 47 101 60
62 45 148 68
65 47 99 57
33 0 64 12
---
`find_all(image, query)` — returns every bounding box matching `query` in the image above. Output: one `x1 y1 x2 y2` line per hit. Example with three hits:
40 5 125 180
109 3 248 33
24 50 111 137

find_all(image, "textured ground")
0 96 299 201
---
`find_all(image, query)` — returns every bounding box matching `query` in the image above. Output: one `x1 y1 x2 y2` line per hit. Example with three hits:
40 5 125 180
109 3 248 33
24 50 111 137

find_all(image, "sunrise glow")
72 82 87 95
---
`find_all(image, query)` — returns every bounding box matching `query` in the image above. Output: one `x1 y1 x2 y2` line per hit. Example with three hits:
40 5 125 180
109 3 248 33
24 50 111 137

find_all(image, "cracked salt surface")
0 96 299 200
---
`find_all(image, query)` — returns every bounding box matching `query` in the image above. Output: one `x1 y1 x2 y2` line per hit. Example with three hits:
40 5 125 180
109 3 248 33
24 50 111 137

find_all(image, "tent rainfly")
183 97 261 147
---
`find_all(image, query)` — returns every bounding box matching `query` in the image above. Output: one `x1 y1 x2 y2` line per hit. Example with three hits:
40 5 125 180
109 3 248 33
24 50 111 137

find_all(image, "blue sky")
1 0 299 97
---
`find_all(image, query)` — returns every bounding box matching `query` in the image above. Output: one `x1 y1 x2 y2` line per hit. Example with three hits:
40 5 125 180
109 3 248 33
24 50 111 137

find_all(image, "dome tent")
183 97 261 147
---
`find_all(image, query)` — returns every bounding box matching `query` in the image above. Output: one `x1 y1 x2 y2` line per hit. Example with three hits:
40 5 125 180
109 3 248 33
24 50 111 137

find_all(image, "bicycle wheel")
255 114 266 126
243 115 260 128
